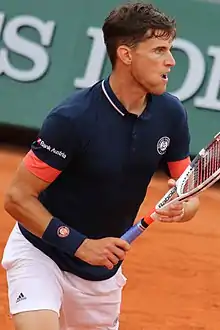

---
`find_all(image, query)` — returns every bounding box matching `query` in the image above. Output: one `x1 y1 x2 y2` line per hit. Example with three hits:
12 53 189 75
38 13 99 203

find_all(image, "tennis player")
2 2 199 329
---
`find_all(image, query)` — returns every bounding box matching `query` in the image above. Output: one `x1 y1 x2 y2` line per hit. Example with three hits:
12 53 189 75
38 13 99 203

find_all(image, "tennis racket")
121 132 220 244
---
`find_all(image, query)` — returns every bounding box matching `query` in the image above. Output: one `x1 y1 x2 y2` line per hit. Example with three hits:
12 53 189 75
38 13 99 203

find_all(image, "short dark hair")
102 2 176 67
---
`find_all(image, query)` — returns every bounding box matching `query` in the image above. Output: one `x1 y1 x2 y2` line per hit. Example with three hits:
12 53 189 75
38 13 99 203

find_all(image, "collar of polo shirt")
101 77 152 120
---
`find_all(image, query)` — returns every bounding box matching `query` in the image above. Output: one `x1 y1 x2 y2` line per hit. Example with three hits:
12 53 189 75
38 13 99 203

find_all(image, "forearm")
182 196 200 222
4 187 87 255
4 190 52 237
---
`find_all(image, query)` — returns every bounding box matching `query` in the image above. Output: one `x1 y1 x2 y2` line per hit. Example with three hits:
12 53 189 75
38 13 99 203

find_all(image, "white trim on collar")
101 80 125 116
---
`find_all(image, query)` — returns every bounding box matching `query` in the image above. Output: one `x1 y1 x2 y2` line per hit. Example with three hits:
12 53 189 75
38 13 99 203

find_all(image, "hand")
75 237 130 270
155 178 185 223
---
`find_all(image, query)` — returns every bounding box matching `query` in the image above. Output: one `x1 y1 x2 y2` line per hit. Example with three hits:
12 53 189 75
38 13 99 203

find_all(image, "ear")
116 45 132 65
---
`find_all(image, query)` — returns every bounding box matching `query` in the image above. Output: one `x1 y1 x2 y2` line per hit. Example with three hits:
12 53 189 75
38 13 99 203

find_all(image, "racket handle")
120 219 149 243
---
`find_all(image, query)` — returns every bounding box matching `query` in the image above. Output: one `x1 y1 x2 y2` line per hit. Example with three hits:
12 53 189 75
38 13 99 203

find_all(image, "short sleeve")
23 112 78 182
165 104 190 163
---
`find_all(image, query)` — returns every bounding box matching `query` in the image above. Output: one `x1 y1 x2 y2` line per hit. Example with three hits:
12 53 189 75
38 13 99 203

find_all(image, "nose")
165 51 176 67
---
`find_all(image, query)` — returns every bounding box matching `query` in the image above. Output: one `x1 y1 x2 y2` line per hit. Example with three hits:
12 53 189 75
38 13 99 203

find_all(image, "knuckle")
117 252 123 259
118 250 125 259
106 243 113 250
100 253 107 260
109 237 116 243
103 249 110 257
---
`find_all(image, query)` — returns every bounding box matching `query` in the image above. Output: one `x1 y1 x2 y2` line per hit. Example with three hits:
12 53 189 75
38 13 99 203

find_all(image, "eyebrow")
153 45 173 51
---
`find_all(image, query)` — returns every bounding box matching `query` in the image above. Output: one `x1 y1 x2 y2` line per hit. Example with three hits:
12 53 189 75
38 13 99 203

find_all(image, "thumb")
113 238 130 251
168 178 176 188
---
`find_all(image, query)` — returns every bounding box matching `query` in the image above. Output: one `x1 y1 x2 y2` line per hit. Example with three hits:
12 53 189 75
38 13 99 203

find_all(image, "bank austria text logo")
37 138 67 159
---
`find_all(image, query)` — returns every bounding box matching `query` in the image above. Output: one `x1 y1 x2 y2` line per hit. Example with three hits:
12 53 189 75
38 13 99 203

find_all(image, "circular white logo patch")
57 226 70 238
157 136 170 155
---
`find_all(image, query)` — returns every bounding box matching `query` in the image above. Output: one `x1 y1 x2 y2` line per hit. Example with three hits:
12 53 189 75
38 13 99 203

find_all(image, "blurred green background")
0 0 220 154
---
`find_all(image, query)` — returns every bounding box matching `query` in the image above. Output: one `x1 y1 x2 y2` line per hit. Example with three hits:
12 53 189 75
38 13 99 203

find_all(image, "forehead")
138 29 174 49
140 36 174 49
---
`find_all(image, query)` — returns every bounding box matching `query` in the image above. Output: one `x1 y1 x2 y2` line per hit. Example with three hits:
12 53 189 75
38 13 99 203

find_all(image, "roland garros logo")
157 136 170 155
57 226 70 238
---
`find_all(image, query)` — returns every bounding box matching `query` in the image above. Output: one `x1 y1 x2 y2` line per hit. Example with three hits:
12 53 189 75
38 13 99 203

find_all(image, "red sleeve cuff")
167 157 191 179
23 150 61 183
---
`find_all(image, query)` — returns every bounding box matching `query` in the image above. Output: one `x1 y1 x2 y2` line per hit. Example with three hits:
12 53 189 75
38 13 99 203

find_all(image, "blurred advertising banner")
0 0 220 154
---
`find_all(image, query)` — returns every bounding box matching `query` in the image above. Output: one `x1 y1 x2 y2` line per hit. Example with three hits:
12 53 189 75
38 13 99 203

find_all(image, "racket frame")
121 132 220 243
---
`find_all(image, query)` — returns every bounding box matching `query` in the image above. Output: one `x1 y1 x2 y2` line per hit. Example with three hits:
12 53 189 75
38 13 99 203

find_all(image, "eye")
155 47 166 54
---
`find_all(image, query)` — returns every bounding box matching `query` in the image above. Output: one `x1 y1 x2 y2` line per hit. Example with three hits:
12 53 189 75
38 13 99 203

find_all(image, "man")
2 2 199 330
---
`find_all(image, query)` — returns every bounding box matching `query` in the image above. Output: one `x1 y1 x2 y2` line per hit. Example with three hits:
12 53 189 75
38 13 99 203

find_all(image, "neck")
109 71 148 116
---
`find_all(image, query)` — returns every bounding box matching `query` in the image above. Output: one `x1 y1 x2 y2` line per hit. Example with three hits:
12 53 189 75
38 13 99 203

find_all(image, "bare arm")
4 161 53 237
4 160 130 269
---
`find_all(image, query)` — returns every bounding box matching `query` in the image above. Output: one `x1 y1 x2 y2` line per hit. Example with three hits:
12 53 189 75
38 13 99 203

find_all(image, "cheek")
132 58 150 78
132 57 160 78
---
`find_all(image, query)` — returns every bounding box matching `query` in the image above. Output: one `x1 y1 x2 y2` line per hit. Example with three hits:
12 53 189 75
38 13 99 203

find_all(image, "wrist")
75 238 91 258
42 217 87 256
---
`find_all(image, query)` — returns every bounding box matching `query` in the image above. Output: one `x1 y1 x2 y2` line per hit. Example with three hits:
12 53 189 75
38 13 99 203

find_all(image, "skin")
11 311 60 330
3 29 199 330
109 32 176 115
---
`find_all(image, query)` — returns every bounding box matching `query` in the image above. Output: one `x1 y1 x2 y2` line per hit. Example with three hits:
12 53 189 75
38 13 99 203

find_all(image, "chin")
150 86 167 95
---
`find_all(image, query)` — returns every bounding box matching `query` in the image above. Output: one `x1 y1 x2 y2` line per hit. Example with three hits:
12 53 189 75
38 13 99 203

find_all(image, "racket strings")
183 139 220 194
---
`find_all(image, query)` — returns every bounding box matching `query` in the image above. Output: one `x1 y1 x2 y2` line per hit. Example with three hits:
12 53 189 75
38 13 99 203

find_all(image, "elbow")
4 187 24 216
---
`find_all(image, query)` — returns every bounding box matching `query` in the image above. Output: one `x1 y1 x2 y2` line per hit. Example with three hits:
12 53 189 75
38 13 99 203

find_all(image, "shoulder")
48 81 102 122
152 92 187 120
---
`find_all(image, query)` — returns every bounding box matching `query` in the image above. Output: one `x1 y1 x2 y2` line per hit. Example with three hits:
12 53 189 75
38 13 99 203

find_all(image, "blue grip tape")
120 220 148 244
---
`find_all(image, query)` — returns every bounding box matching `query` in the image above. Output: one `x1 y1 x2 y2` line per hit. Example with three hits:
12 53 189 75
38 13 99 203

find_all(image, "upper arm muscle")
7 161 51 199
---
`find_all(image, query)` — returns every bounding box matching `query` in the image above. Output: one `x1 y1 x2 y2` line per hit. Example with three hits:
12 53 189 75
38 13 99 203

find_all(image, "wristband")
42 217 87 256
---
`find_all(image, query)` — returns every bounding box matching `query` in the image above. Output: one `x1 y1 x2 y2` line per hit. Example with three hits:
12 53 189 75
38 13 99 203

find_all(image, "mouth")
161 73 169 83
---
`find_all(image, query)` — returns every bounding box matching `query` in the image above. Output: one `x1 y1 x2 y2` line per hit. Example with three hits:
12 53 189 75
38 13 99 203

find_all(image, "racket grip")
120 219 148 244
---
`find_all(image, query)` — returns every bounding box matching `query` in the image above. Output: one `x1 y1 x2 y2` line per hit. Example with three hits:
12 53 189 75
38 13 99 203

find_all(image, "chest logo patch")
157 136 170 155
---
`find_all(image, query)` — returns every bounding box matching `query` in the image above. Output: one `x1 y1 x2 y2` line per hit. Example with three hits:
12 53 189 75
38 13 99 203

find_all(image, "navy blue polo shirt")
19 77 190 281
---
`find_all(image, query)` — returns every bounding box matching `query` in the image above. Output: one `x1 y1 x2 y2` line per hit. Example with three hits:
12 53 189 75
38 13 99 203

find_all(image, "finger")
156 202 183 213
170 214 185 222
107 253 120 266
110 246 126 261
170 201 184 209
103 246 119 265
159 216 174 222
159 211 185 223
112 238 131 252
104 259 114 270
156 207 183 216
168 178 176 187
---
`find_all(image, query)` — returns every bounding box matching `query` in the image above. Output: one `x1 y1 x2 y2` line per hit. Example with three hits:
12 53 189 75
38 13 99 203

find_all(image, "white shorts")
1 223 127 330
